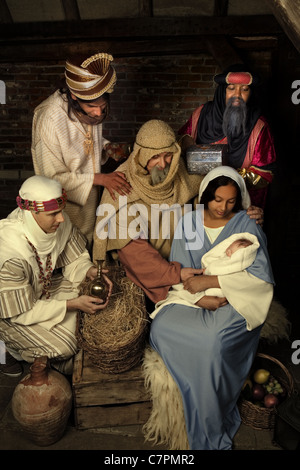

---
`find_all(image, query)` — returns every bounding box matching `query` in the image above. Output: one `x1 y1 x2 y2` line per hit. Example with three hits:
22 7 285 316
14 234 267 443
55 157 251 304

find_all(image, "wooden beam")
0 15 283 42
0 37 210 63
0 0 12 23
205 35 243 70
232 36 278 50
265 0 300 53
138 0 153 16
214 0 229 17
61 0 81 21
0 32 280 64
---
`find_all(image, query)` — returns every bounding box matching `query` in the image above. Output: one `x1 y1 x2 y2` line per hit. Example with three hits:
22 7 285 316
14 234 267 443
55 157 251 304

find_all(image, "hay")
260 298 291 343
76 271 149 374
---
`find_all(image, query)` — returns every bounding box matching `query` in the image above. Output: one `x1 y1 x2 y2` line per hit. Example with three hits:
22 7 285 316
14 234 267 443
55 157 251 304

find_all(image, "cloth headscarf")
93 120 203 261
126 119 197 206
196 64 262 168
0 176 70 270
198 165 251 209
65 52 116 100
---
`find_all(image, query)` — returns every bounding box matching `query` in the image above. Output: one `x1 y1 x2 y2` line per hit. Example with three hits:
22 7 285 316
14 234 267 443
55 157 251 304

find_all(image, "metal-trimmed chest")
186 144 228 174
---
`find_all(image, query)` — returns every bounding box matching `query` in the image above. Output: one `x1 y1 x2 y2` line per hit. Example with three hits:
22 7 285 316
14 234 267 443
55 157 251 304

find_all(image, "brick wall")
2 49 300 328
0 52 273 219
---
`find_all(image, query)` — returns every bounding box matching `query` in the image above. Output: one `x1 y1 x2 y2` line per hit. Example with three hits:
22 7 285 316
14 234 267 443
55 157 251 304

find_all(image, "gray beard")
150 164 170 185
222 97 248 138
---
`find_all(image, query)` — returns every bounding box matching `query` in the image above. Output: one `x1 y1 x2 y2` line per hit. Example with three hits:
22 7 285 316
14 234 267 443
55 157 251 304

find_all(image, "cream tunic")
0 212 93 369
32 90 109 246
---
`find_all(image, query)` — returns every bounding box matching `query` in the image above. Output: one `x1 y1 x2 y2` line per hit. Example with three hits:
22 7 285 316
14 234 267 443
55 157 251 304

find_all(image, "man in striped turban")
32 52 131 250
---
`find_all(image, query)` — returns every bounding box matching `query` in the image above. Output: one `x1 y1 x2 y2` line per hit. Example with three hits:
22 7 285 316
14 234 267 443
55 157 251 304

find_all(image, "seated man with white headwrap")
0 176 112 376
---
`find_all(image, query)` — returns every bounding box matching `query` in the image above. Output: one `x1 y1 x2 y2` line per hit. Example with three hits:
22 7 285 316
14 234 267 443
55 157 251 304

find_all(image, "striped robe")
0 215 93 373
31 90 109 248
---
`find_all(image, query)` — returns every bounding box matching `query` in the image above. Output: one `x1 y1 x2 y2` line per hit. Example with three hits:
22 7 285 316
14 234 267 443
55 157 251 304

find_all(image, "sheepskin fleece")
142 346 189 450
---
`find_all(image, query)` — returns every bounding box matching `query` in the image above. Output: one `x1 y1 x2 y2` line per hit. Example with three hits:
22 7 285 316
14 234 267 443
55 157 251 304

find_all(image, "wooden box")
72 350 152 430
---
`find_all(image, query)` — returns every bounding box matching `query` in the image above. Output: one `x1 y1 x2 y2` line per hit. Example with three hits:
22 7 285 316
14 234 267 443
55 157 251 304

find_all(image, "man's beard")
222 97 248 139
150 164 170 185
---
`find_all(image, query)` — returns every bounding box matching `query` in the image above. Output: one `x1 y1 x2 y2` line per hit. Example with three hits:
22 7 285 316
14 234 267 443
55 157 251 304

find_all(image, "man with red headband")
0 176 112 376
32 52 131 249
178 64 276 209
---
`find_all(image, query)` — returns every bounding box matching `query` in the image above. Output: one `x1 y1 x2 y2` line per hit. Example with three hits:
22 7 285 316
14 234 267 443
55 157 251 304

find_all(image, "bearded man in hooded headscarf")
178 64 276 209
93 119 206 306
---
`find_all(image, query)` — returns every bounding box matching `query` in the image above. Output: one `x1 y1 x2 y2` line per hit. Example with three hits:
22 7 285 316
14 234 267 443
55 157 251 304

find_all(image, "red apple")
264 393 279 408
252 383 266 401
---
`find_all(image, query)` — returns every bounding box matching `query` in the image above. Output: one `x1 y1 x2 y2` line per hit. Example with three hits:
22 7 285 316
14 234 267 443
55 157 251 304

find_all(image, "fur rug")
260 298 291 342
142 299 291 450
142 346 189 450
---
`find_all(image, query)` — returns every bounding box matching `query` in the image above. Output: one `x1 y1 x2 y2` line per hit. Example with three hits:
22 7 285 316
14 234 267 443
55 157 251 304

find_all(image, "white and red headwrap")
16 176 67 212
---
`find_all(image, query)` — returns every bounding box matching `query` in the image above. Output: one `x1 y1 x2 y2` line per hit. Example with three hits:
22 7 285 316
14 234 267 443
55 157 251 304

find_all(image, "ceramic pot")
12 356 72 446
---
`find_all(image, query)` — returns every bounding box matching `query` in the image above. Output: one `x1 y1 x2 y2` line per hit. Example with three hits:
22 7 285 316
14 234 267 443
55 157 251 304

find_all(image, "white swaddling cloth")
200 232 259 296
151 232 260 318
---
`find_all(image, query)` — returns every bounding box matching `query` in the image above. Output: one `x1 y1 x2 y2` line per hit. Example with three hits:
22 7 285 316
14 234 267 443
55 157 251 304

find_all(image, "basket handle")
256 352 294 394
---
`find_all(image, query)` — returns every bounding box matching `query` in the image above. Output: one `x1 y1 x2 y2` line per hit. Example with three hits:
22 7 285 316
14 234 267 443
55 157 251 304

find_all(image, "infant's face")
225 239 250 257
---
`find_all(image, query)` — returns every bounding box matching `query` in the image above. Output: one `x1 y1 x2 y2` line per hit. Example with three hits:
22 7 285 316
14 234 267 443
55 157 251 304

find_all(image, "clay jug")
11 356 72 446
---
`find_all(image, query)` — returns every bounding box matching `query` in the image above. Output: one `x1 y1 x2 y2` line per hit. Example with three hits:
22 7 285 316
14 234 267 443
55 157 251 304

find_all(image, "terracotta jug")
11 356 72 446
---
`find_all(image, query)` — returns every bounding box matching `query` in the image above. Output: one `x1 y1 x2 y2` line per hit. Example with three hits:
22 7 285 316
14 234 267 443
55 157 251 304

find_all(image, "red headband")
214 67 260 86
225 71 253 85
16 188 67 212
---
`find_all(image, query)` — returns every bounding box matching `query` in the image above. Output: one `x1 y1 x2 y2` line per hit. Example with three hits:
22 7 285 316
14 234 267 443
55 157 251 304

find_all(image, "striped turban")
65 52 117 100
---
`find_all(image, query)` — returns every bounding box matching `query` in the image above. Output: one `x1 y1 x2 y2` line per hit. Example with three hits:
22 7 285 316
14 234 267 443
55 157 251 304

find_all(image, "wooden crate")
72 349 152 430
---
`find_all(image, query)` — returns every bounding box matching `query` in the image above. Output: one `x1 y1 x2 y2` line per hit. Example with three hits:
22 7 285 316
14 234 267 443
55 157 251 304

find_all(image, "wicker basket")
76 268 149 374
238 353 294 430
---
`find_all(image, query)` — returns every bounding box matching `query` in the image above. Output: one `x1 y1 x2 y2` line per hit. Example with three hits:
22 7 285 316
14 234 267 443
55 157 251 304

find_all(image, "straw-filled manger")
76 271 150 374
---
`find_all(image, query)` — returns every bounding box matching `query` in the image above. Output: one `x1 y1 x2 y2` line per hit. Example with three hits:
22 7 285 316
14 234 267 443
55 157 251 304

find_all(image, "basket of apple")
238 353 294 430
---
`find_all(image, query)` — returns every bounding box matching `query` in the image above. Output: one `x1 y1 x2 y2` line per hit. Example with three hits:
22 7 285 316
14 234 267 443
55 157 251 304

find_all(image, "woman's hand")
195 295 228 310
94 171 132 200
247 205 264 226
183 274 219 294
183 275 205 294
180 267 204 282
